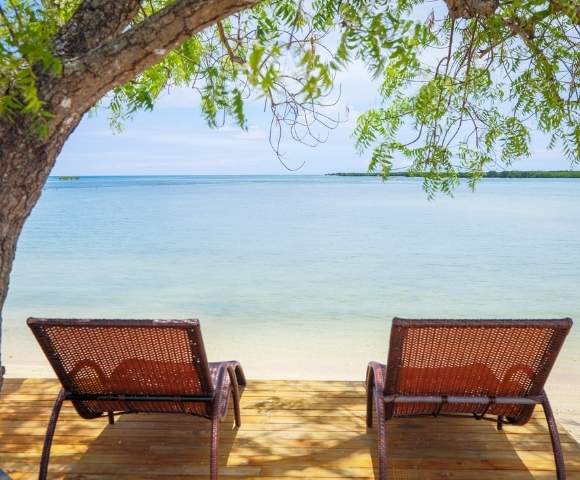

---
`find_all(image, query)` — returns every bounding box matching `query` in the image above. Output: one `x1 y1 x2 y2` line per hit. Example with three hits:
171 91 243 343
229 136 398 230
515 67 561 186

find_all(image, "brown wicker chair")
27 318 246 480
366 318 573 480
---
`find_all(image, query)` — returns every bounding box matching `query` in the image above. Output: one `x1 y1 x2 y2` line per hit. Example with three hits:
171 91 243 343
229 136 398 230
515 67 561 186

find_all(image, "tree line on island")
328 171 580 178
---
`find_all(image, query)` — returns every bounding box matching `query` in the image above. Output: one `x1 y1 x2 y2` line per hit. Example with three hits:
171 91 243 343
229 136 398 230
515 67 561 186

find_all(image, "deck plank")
1 378 579 479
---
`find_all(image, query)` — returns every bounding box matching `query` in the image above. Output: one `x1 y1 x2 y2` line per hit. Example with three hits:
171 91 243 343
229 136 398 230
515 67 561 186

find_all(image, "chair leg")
233 363 247 387
39 388 65 480
227 366 242 427
376 394 388 480
541 391 566 480
366 366 374 428
210 415 220 480
366 363 388 479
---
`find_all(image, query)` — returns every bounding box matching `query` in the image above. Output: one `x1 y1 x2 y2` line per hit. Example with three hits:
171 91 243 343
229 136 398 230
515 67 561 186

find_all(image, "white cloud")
234 126 269 141
155 87 200 109
103 124 269 149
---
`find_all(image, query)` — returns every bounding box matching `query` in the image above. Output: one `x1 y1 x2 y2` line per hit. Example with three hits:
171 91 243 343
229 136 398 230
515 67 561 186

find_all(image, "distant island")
57 176 80 181
327 171 580 178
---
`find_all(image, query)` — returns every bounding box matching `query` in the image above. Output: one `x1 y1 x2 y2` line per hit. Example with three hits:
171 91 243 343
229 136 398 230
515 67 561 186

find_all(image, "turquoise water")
4 175 580 378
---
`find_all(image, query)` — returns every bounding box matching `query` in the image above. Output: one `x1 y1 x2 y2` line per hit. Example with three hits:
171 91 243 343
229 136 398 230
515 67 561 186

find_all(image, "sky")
53 60 574 176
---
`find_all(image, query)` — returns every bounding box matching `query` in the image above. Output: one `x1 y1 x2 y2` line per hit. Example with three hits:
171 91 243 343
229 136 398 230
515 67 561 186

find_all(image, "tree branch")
217 20 244 64
53 0 142 58
550 0 580 25
59 0 259 113
445 0 499 19
503 16 564 107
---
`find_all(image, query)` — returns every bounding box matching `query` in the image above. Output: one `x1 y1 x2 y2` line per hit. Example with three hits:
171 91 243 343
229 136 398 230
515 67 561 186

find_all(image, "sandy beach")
544 358 580 441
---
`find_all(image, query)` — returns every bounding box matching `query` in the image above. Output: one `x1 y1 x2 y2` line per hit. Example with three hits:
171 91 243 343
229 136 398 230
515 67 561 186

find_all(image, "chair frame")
28 318 246 480
366 318 572 480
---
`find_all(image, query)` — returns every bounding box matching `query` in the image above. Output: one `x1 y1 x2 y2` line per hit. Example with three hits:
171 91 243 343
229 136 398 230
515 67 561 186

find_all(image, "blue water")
4 175 580 378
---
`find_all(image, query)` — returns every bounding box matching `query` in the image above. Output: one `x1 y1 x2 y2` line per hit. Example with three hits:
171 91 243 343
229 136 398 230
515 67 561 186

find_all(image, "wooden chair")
366 318 573 480
28 318 246 480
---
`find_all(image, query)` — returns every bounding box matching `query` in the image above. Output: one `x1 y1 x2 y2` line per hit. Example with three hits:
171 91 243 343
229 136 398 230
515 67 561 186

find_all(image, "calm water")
4 175 580 378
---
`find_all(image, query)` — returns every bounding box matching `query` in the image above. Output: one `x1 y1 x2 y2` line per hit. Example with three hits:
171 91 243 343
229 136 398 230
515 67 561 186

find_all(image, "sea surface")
3 175 580 379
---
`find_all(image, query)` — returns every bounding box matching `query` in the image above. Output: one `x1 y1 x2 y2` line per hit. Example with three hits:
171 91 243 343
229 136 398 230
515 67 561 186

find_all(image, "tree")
0 0 578 386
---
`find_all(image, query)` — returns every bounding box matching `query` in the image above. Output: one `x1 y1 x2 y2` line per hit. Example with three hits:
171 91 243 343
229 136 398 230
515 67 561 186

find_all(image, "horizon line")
49 169 580 178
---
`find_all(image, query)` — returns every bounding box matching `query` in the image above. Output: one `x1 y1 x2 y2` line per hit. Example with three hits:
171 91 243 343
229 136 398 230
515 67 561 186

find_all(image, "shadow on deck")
1 378 579 479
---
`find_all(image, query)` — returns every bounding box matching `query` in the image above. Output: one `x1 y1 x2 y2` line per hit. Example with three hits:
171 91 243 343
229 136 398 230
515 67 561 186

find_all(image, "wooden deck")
1 378 579 480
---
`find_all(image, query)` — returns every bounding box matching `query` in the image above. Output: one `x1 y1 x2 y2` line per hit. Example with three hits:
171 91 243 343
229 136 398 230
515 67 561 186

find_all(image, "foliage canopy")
1 0 579 193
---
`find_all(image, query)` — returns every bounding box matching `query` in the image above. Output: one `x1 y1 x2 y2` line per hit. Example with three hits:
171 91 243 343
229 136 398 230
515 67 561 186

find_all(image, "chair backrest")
28 318 214 417
384 318 572 421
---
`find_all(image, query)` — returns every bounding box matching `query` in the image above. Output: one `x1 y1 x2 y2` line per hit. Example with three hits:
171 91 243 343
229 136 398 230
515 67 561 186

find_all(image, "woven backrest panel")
384 318 572 420
28 318 213 418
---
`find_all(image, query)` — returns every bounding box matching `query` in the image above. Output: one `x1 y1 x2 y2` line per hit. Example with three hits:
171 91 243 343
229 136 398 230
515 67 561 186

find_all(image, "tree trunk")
0 114 83 389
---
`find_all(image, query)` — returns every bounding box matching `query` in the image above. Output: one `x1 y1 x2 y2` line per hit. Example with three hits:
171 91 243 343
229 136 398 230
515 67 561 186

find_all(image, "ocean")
3 175 580 379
